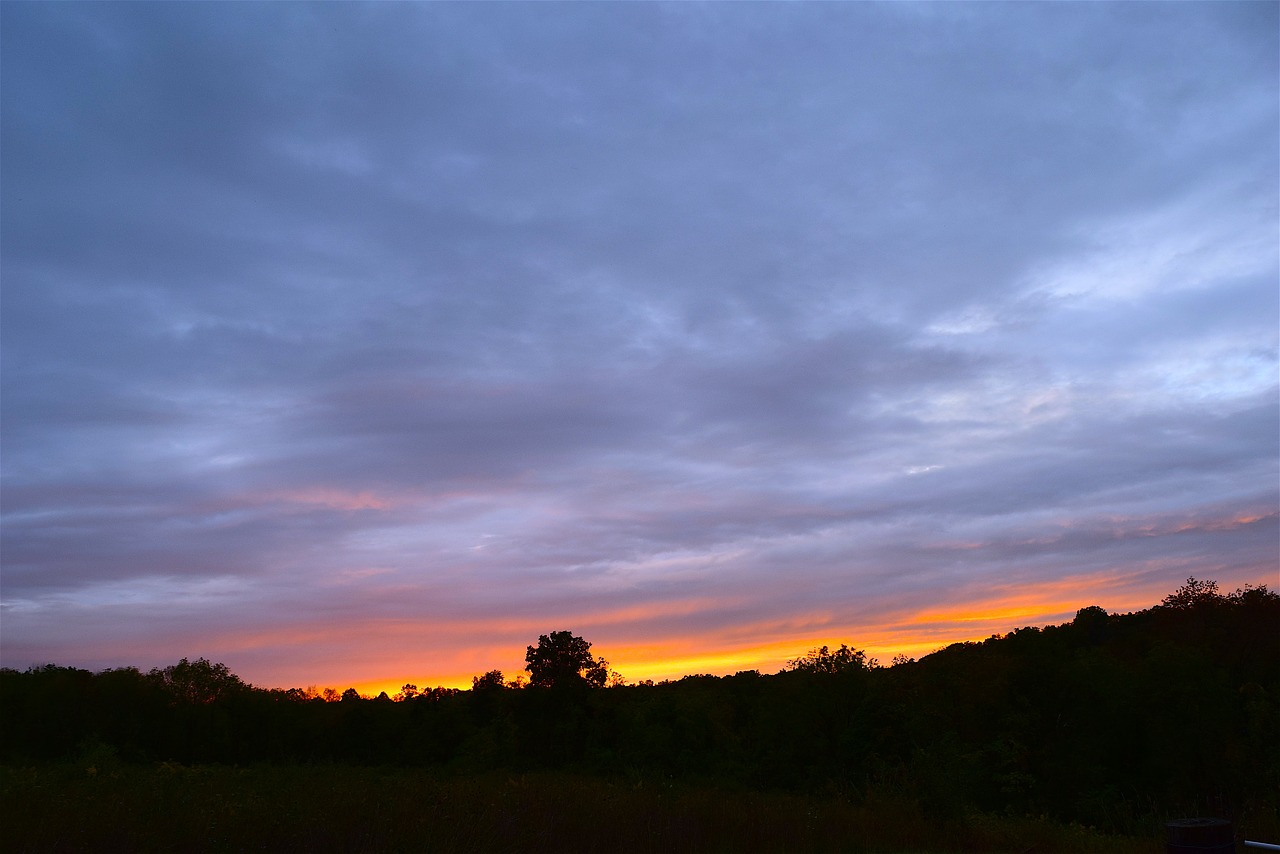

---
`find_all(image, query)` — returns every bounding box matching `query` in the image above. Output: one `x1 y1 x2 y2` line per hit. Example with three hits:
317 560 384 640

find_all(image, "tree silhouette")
787 644 876 674
1162 576 1220 609
1072 605 1110 643
525 631 608 688
148 658 246 704
472 669 505 691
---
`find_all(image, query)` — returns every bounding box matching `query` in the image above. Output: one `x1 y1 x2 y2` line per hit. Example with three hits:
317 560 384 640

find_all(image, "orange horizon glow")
298 569 1275 699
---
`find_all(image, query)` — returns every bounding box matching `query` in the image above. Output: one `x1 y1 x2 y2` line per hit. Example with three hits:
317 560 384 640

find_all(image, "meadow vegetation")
2 578 1276 852
2 764 1156 853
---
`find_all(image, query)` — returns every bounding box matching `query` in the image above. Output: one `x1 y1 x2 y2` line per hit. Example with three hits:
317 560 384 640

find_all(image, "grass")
1 762 1161 853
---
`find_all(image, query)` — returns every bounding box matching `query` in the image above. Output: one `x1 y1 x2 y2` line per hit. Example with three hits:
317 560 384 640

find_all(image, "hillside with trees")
3 578 1277 850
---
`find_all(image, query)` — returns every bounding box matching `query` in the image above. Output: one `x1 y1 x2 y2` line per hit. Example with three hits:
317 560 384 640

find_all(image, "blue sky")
2 2 1276 690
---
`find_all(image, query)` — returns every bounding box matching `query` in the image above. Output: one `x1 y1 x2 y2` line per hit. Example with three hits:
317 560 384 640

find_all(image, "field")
2 762 1159 853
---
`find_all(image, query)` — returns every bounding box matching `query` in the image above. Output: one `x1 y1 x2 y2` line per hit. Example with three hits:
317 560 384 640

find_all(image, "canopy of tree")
524 631 609 689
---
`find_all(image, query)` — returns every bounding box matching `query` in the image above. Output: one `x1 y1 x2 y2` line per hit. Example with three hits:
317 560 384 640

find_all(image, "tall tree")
1161 576 1221 609
787 644 876 674
525 631 608 688
149 658 246 704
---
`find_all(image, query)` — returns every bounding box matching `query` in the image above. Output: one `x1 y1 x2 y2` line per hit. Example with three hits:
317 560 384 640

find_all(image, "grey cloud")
2 2 1274 679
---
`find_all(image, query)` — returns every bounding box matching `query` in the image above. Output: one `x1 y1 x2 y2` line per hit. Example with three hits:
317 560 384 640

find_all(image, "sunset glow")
287 567 1271 696
2 3 1276 691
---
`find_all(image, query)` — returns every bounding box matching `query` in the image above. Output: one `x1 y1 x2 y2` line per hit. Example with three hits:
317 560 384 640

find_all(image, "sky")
2 2 1277 694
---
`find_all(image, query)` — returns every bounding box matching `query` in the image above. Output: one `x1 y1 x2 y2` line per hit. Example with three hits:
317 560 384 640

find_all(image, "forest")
3 577 1277 852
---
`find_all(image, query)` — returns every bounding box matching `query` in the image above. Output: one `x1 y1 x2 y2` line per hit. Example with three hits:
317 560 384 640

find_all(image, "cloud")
2 2 1275 686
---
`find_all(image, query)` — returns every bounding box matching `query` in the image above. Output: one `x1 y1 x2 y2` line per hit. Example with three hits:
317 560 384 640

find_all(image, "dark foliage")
2 579 1277 839
0 765 1151 853
525 631 609 689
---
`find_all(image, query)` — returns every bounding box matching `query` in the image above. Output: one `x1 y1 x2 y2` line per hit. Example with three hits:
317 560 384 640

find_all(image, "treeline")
3 579 1277 836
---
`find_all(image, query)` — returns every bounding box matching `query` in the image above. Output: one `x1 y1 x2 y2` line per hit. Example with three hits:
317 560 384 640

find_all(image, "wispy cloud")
2 2 1275 688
